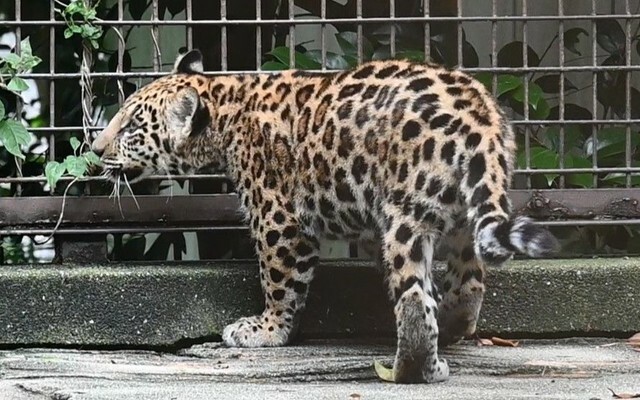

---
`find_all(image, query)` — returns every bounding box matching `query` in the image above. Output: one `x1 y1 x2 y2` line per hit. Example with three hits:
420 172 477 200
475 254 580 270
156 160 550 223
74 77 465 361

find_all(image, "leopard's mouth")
100 159 149 185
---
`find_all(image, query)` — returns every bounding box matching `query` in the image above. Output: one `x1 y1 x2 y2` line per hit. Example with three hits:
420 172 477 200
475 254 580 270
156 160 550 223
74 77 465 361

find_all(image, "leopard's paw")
425 358 449 383
222 315 291 347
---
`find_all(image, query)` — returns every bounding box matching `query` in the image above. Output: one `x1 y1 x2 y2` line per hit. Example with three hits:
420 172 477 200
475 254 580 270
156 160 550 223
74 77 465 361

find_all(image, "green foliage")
0 38 41 160
43 140 101 188
0 37 42 92
57 0 104 49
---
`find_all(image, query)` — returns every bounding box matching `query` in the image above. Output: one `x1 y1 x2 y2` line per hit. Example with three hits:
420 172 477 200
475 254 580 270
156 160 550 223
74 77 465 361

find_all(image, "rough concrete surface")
1 258 639 346
1 338 639 399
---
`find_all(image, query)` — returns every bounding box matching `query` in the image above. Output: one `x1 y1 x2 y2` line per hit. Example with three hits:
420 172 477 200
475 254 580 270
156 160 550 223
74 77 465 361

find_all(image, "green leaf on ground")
373 360 394 382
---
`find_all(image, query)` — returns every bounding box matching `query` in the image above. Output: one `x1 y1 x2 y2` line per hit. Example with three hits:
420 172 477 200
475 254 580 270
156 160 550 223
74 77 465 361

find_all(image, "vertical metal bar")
390 0 396 58
186 0 193 51
255 0 261 70
221 0 228 71
288 0 294 68
591 0 598 188
356 0 363 64
423 0 430 61
491 0 498 96
14 0 22 195
48 0 56 185
522 0 531 189
624 0 632 187
151 0 161 72
320 0 327 70
558 0 566 188
117 0 125 105
456 0 463 66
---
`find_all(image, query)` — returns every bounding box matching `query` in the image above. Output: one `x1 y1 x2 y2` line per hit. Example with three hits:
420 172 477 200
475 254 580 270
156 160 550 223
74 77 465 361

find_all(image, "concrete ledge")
1 258 639 346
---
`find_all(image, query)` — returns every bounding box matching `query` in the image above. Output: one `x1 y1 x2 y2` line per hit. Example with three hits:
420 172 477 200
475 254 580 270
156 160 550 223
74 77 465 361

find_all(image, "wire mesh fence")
0 0 639 263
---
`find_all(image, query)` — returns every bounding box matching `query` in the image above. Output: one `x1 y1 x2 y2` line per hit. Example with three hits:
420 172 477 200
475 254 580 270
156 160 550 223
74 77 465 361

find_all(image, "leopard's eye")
121 121 139 136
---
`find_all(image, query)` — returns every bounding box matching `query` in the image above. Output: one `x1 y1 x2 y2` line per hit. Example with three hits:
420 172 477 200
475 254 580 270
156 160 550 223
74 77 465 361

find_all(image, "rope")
80 0 94 150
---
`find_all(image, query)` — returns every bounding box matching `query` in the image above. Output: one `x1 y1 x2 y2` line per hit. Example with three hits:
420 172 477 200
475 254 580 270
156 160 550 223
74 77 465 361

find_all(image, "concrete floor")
1 338 639 399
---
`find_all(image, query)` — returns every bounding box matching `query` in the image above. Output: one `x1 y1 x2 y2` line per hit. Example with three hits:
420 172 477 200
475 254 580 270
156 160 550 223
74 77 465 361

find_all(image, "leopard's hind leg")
381 204 449 383
437 220 486 347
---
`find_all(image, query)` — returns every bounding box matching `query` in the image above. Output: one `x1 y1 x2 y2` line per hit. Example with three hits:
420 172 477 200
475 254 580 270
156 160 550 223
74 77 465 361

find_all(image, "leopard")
92 49 558 383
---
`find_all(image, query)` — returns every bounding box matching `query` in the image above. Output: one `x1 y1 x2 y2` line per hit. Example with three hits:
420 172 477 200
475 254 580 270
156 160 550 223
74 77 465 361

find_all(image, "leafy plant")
56 0 104 49
44 136 101 188
0 38 41 159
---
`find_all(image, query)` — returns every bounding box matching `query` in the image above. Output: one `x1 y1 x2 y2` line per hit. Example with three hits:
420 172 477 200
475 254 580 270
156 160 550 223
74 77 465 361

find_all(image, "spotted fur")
93 49 558 383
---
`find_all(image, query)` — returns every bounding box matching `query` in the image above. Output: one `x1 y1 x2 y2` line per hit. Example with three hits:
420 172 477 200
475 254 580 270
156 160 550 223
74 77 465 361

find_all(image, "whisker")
115 173 124 219
160 162 175 202
122 173 141 210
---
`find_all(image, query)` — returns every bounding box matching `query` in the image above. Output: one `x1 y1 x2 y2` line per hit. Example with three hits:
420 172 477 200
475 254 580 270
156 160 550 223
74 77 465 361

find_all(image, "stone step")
0 258 639 346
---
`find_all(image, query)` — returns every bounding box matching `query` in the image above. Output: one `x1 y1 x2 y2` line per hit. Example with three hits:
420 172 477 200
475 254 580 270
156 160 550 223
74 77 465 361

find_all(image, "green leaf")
129 0 148 20
539 125 584 154
7 77 29 92
564 27 588 56
266 47 320 70
306 50 351 70
69 137 81 152
474 72 492 91
601 172 640 187
1 53 21 68
564 153 594 188
0 119 30 159
584 127 640 159
19 37 33 57
295 51 322 70
512 82 544 109
45 161 67 188
63 155 88 177
596 19 625 55
496 75 522 97
335 32 374 60
396 50 426 62
267 47 293 67
373 360 395 383
0 101 5 120
534 74 578 93
83 150 101 166
518 147 559 187
531 97 551 119
497 41 540 67
26 153 46 164
261 61 288 71
64 28 74 39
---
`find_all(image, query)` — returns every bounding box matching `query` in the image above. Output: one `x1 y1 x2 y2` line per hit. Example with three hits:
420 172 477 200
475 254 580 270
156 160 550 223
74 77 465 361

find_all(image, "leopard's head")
92 50 223 183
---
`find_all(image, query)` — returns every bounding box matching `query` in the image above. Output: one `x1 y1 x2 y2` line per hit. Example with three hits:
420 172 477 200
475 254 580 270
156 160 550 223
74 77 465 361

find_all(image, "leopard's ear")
172 49 204 74
166 87 210 139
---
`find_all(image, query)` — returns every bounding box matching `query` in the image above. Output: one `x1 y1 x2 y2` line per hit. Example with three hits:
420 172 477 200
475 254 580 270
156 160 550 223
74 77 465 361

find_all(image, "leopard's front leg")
222 198 319 347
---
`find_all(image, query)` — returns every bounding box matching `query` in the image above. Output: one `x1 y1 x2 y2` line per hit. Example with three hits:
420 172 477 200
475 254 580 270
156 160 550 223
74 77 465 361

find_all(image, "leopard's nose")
91 140 105 157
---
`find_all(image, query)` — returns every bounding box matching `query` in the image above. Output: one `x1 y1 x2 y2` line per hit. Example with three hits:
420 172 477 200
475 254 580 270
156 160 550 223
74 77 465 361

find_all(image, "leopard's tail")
473 215 559 265
463 123 559 265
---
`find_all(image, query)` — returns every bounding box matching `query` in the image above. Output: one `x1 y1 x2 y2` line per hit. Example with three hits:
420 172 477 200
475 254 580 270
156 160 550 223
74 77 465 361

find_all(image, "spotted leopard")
92 49 558 383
